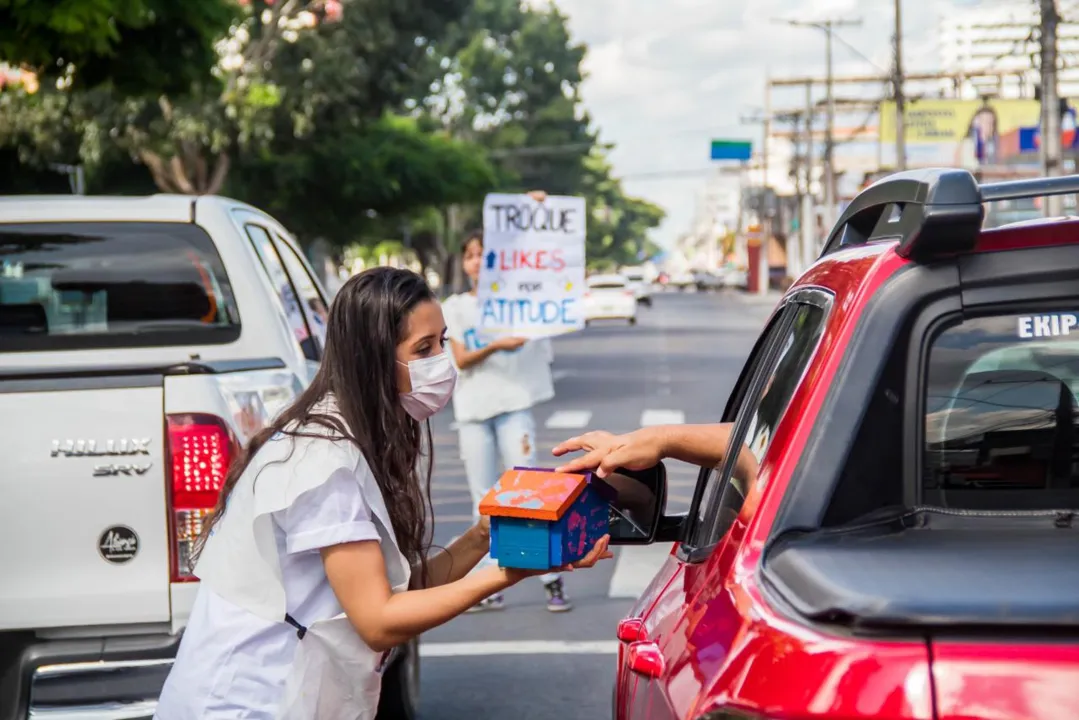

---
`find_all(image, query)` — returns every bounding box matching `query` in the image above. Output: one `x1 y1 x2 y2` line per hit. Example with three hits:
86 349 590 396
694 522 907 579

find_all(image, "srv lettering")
93 463 153 477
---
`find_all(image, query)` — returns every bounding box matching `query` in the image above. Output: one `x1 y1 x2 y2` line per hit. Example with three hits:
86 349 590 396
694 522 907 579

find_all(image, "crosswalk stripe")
420 640 618 657
640 409 685 426
543 410 593 429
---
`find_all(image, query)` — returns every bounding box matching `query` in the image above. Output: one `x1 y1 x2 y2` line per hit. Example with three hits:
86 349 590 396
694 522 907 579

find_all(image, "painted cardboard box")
478 466 615 570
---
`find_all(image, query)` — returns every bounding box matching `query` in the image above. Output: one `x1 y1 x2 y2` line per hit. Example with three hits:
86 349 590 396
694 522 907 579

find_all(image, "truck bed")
761 507 1079 629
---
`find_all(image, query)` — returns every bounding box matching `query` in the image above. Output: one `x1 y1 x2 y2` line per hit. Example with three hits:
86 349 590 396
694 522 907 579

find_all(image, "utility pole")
774 17 863 235
761 74 772 297
802 81 816 271
1040 0 1064 217
894 0 907 171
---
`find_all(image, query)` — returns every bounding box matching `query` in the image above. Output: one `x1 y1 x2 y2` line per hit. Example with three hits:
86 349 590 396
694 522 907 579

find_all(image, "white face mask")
398 352 457 421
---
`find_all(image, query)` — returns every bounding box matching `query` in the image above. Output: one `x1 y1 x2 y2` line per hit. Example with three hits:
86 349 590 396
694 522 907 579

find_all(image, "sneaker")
544 578 573 613
465 593 505 613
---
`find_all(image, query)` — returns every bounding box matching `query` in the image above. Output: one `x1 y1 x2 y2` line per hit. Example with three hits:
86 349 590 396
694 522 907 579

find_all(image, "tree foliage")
421 0 663 266
229 113 496 244
0 0 239 95
0 0 665 270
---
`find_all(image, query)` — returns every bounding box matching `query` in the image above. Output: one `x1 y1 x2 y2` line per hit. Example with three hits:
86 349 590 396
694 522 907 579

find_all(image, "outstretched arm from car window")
552 423 758 482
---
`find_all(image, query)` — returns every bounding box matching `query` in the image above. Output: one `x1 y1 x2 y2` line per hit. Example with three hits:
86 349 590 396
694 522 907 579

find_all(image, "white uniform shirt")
155 433 388 719
442 291 555 423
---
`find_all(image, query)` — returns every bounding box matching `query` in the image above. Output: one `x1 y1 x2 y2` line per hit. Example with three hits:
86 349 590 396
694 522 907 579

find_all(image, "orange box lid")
478 468 589 522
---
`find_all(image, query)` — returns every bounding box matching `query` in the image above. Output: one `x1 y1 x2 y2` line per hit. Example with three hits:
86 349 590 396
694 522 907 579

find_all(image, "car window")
0 222 240 352
686 301 828 552
272 233 328 353
243 224 318 362
924 311 1079 506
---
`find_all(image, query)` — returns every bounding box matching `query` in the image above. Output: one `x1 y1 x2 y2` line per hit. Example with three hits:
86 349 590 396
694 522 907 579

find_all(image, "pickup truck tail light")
166 413 236 582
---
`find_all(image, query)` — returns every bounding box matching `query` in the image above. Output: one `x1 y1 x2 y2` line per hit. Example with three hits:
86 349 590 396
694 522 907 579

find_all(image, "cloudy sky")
555 0 982 248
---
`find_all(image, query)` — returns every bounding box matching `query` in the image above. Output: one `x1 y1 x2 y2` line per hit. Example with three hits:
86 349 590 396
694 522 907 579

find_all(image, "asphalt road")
418 289 777 720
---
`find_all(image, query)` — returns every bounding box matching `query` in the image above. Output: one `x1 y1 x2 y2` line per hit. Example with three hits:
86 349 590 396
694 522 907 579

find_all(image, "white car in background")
583 273 637 325
620 267 652 306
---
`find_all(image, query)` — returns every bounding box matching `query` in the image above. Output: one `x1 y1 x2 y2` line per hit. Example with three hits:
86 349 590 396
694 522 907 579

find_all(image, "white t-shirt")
155 433 388 720
442 291 555 423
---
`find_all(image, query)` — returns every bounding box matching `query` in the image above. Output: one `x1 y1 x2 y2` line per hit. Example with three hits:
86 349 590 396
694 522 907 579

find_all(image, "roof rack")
818 168 1079 262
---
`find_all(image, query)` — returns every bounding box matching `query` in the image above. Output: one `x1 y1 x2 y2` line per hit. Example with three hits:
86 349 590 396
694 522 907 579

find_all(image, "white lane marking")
420 640 619 657
608 544 675 599
640 409 685 426
544 410 593 429
552 369 572 382
658 374 672 384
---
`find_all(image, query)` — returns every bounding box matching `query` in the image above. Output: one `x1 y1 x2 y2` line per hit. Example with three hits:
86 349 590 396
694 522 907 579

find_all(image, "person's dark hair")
194 266 437 582
462 229 483 255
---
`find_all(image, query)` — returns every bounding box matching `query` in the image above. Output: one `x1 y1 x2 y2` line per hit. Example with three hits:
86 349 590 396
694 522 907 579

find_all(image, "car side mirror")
605 462 669 545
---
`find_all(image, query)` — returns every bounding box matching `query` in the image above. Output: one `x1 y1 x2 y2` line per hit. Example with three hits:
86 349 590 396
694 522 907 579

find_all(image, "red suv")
607 169 1079 720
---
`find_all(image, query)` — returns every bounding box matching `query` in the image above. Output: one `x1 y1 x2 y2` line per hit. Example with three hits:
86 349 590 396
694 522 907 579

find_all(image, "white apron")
195 433 412 720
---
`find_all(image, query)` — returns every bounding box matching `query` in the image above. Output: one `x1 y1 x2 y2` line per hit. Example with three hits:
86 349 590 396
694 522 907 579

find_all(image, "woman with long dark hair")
155 267 611 720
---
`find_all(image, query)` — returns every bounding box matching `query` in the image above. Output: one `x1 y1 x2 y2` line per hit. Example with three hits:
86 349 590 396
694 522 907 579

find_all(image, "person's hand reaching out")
552 427 669 478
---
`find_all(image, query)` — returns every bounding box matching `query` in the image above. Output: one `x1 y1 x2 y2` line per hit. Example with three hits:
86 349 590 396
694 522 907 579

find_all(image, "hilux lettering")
51 438 152 458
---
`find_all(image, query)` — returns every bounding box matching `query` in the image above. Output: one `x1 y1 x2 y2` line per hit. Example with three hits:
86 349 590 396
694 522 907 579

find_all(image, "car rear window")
924 311 1079 506
0 222 240 352
589 280 625 289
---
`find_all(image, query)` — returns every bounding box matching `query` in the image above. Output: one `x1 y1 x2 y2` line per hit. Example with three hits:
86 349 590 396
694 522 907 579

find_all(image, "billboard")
879 98 1069 168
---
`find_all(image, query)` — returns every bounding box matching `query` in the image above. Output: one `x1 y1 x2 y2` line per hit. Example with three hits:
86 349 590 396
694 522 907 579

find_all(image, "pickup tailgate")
0 378 171 630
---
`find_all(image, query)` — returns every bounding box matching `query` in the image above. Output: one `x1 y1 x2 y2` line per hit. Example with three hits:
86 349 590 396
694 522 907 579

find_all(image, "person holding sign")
442 193 574 613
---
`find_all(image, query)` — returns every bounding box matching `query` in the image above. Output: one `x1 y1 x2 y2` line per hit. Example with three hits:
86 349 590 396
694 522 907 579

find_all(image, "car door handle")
616 618 647 643
627 640 665 678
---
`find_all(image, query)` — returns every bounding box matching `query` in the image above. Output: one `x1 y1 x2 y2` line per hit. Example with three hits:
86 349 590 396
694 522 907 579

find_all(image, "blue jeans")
458 408 559 585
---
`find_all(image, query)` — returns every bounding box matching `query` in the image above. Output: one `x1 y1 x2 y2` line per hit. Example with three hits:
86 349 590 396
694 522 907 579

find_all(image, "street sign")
710 139 753 161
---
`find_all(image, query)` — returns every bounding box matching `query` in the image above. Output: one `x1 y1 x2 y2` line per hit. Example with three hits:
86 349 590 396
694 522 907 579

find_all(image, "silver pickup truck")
0 195 418 720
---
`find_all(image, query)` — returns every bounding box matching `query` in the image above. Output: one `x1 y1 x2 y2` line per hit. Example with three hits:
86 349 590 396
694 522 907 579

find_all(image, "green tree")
581 153 665 269
228 113 496 247
425 0 597 195
0 0 238 95
420 0 665 269
226 0 495 254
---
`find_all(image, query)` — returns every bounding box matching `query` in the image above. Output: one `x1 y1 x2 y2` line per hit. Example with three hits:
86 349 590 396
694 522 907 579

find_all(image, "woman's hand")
552 427 669 478
503 535 613 584
527 189 548 202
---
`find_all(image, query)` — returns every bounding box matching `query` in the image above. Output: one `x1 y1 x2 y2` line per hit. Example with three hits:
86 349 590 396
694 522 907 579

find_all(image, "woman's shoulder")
257 419 366 477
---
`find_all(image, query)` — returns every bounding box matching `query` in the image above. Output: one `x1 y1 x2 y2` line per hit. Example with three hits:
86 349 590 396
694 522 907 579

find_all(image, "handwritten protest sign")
477 193 586 339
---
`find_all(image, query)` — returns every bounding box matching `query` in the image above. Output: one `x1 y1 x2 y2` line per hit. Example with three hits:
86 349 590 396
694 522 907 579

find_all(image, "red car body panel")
616 210 1079 720
931 642 1079 720
618 245 925 720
